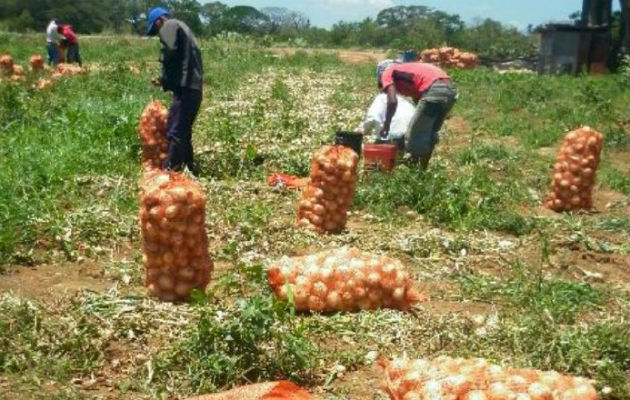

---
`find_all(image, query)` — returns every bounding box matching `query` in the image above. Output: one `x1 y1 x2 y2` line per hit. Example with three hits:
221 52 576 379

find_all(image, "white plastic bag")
361 94 416 141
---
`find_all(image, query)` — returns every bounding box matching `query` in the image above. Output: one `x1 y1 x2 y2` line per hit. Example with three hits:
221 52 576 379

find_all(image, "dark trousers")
163 87 202 172
66 43 82 66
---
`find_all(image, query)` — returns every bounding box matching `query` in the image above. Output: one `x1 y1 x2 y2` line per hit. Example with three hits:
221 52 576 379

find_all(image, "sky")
213 0 621 31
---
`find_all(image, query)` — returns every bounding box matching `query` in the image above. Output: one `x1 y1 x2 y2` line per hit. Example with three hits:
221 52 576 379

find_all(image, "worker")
377 60 457 169
146 7 203 175
45 19 64 66
58 25 82 66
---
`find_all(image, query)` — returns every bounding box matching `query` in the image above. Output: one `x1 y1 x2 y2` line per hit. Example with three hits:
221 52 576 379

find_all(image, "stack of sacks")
545 126 603 212
380 355 599 400
185 381 314 400
297 145 359 233
139 170 212 302
138 100 169 170
420 47 479 69
268 247 423 312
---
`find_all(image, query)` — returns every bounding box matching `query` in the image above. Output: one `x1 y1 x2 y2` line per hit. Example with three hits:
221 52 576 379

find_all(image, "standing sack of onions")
380 355 599 400
140 170 212 301
545 126 603 212
268 247 423 312
297 145 359 233
138 100 169 170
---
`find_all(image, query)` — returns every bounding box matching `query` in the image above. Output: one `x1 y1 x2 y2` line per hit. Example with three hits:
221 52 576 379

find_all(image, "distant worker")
147 7 204 175
45 19 64 66
58 25 82 66
377 60 457 169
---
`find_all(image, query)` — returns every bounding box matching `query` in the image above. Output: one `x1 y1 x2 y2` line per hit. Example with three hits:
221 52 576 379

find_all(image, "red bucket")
363 144 397 172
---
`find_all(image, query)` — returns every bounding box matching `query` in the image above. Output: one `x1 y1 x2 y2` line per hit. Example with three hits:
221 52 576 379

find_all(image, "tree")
166 0 203 34
261 7 309 33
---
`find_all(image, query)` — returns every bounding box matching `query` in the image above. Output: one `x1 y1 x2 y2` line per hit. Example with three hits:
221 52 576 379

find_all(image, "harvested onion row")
380 355 599 400
268 247 423 312
545 126 603 212
140 170 212 302
138 100 169 170
297 145 359 233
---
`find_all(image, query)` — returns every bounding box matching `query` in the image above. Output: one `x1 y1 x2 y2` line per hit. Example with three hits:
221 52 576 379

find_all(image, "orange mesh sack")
30 54 44 70
140 170 212 301
545 126 603 212
185 381 314 400
268 247 423 312
379 355 599 400
138 100 169 170
297 145 359 233
0 54 13 73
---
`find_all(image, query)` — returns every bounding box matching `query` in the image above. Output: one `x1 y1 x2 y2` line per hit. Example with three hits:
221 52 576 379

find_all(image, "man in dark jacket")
147 7 203 174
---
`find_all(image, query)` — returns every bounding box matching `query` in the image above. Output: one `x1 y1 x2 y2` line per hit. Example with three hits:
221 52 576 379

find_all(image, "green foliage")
154 265 317 394
354 165 533 235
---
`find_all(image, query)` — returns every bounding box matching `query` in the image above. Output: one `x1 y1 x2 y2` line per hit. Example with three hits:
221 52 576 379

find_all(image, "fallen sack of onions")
297 145 359 233
54 63 84 76
138 100 169 170
268 247 423 312
140 170 212 302
545 126 603 212
380 355 599 400
185 381 314 400
30 54 44 70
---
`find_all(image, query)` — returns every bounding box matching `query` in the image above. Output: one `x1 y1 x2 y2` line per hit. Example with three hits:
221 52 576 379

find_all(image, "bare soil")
270 47 388 64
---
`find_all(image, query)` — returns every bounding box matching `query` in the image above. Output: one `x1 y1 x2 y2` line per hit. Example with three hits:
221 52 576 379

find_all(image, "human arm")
379 85 398 138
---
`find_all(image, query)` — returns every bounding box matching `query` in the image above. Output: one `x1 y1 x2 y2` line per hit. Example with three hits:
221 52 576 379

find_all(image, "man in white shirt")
46 19 65 66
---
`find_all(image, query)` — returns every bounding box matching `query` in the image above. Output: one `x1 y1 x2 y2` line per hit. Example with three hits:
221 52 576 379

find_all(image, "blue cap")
146 7 170 36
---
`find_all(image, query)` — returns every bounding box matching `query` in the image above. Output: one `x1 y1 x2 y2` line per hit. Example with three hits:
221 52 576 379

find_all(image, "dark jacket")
159 19 203 91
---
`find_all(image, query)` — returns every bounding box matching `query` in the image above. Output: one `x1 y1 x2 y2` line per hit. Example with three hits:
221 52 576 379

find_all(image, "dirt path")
269 47 388 64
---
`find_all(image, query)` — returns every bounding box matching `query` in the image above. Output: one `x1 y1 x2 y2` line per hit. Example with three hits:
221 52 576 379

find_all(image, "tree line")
0 0 540 59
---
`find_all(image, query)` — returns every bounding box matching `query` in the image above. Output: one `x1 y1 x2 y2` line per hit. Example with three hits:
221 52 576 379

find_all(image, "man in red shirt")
377 60 457 168
58 25 82 66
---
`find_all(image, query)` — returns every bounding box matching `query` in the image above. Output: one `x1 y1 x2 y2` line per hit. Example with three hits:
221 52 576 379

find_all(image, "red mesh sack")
379 355 598 400
30 54 44 70
297 145 359 233
140 170 212 301
138 100 169 170
0 53 13 73
185 381 314 400
545 126 603 212
268 247 423 312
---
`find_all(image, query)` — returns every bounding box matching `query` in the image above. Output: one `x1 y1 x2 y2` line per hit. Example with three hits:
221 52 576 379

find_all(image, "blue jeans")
47 42 60 65
163 88 202 172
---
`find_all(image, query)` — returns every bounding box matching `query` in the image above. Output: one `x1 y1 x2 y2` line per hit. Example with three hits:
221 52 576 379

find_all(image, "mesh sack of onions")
297 145 359 233
185 381 314 400
0 54 13 73
545 126 603 212
268 247 423 312
380 355 599 400
30 54 44 70
140 170 212 302
138 100 169 170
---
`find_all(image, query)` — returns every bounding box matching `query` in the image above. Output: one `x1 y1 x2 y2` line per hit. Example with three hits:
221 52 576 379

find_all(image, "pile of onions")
140 170 212 302
138 100 169 170
421 47 479 69
268 247 423 312
185 381 314 400
545 126 603 212
33 78 54 90
297 145 359 233
380 355 599 400
30 54 44 70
